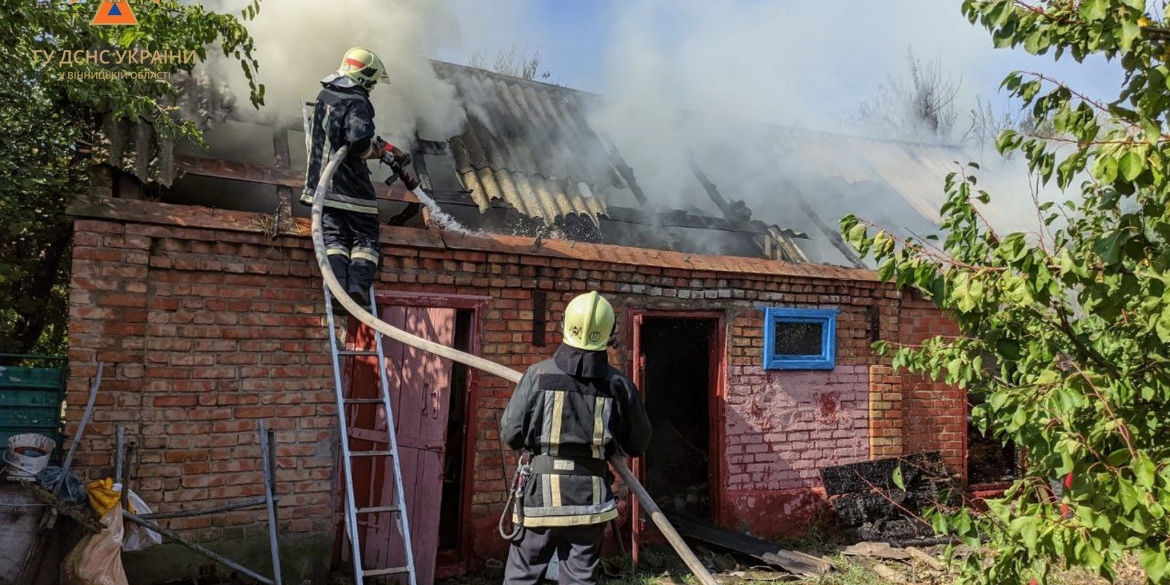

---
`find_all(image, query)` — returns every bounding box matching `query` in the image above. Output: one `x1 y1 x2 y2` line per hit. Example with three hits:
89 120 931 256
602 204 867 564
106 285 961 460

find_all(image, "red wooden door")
629 313 645 571
357 306 456 585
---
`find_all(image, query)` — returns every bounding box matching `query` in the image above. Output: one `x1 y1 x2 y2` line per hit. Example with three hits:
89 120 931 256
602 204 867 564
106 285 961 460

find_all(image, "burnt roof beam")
687 154 776 260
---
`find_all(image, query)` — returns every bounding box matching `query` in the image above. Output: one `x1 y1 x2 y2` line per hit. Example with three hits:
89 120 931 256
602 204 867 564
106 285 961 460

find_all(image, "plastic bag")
122 491 162 552
36 466 87 504
62 505 129 585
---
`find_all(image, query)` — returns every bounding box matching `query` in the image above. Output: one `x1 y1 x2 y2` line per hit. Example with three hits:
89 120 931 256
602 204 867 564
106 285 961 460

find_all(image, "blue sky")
433 0 1123 133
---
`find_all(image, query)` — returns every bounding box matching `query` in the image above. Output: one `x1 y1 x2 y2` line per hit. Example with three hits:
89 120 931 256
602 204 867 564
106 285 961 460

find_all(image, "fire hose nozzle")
384 160 420 191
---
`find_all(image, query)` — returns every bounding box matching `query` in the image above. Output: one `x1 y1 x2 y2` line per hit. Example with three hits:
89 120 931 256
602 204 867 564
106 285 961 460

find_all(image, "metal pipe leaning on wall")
310 148 717 585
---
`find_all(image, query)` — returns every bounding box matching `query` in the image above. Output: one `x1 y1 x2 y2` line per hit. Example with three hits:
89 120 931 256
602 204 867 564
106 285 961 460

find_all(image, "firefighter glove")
380 144 411 169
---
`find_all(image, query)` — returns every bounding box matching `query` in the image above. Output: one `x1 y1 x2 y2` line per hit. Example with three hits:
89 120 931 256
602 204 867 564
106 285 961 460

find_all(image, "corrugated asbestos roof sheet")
97 71 235 187
436 63 625 226
710 127 979 267
765 128 966 225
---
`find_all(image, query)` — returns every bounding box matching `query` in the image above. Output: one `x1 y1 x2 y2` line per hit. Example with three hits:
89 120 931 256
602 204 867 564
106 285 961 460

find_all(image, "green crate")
0 360 66 459
0 365 63 389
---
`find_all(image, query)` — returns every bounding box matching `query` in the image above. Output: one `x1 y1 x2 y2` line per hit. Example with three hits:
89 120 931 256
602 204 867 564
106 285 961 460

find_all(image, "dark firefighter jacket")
301 77 379 215
500 344 652 527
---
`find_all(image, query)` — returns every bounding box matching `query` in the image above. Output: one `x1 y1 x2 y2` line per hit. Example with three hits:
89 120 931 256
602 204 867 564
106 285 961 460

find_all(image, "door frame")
369 291 492 569
625 309 727 560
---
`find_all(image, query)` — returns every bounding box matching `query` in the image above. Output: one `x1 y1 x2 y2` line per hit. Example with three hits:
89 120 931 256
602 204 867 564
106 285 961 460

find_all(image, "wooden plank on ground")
663 512 832 577
906 547 946 571
872 563 910 584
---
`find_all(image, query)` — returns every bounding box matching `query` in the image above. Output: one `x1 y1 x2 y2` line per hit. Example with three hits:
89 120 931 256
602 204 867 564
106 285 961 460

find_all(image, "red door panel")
380 307 456 585
339 306 456 585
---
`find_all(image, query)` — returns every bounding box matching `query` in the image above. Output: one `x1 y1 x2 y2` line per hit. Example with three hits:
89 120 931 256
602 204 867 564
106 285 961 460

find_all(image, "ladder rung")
364 567 411 578
356 505 400 515
350 450 394 458
338 350 379 357
343 398 384 404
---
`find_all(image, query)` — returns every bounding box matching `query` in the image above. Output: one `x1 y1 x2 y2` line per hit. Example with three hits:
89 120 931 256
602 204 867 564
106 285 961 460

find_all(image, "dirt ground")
427 543 1148 585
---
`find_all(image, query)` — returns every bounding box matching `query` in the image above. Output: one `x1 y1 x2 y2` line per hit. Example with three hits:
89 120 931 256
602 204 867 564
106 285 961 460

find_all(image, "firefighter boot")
347 259 376 311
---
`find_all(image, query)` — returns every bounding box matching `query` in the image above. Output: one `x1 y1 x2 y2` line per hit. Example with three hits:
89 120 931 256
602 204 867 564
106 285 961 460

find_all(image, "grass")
802 556 899 585
595 547 901 585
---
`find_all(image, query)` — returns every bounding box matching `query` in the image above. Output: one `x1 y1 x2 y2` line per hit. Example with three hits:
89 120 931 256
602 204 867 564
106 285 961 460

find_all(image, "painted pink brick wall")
725 364 870 491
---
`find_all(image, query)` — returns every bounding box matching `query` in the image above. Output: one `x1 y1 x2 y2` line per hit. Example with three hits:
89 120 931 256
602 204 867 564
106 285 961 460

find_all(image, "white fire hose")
310 147 715 585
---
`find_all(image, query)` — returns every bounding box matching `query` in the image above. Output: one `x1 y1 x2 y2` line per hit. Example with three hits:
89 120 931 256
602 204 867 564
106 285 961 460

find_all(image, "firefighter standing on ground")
500 292 652 585
303 47 412 312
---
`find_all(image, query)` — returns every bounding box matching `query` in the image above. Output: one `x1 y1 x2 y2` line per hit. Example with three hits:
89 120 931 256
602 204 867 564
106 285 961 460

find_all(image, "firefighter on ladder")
303 47 413 313
500 291 652 585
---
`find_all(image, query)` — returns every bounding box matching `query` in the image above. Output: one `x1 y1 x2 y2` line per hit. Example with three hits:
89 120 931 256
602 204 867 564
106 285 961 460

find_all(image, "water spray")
383 160 471 234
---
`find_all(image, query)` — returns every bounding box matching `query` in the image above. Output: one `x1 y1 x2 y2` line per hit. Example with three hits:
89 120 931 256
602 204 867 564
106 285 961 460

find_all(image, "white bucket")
4 433 56 482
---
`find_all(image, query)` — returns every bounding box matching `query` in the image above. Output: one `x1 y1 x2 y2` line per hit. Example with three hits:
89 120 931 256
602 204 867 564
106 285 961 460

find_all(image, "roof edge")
67 197 882 283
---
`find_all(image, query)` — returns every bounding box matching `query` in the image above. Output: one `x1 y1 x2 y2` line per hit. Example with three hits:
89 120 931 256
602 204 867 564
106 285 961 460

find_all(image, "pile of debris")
819 452 956 546
837 541 963 585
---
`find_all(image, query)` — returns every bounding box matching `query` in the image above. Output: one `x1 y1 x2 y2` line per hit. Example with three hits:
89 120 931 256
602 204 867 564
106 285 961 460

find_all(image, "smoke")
203 0 468 145
581 0 1088 253
194 0 1094 256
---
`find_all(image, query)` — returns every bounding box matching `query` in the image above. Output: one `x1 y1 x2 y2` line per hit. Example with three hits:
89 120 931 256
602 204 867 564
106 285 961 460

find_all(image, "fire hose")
310 147 715 585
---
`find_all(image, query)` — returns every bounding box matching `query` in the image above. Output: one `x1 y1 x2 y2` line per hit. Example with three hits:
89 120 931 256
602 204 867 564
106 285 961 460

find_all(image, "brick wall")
725 366 870 491
68 220 337 540
867 365 903 459
896 295 966 475
721 365 871 535
65 211 963 549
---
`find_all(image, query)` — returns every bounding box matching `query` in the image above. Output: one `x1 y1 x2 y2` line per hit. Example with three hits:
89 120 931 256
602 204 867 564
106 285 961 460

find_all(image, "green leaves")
840 3 1170 582
1139 546 1169 584
1119 148 1144 182
1080 0 1108 21
1119 19 1142 51
0 1 265 354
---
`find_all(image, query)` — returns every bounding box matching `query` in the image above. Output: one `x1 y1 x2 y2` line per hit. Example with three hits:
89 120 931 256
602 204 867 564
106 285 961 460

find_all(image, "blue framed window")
763 308 838 370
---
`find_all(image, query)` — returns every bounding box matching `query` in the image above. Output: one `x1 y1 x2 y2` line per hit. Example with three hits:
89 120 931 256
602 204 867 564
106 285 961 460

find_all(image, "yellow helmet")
337 47 390 89
562 292 615 351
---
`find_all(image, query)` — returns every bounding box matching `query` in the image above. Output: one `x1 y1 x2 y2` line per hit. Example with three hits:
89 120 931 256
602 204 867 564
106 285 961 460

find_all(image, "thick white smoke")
196 0 1101 248
584 0 1096 241
204 0 471 145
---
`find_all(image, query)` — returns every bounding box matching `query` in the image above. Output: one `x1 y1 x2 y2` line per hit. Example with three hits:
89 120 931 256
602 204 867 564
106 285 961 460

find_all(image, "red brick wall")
868 365 903 459
896 294 966 475
68 220 337 539
65 215 963 549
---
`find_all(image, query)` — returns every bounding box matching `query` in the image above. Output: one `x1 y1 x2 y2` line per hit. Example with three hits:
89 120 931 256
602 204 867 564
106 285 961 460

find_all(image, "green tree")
0 0 264 355
842 1 1170 582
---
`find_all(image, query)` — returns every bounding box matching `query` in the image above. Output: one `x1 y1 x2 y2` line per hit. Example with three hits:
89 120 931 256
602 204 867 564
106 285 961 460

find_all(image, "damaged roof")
97 71 236 187
435 62 631 226
725 128 965 267
149 61 991 268
428 62 806 262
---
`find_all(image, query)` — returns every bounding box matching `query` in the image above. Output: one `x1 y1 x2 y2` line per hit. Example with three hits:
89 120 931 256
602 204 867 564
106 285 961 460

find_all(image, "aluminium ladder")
324 284 418 585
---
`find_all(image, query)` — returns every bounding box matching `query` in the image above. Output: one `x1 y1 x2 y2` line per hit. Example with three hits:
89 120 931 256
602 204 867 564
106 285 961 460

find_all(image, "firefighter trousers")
504 523 605 585
321 207 380 303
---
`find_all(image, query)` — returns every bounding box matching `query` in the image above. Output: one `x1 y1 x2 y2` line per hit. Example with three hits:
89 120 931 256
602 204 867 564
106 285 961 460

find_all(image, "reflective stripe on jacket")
501 346 652 527
301 80 379 215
